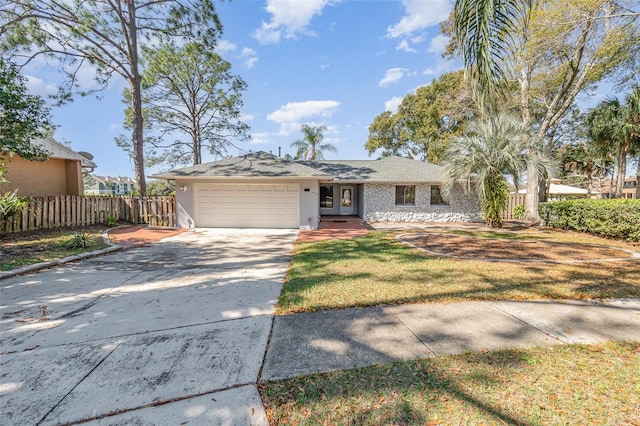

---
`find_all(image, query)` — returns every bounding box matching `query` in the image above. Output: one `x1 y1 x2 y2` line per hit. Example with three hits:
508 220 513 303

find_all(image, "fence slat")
1 195 176 234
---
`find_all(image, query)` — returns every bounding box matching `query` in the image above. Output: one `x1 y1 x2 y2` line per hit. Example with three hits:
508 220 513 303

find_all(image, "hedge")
540 198 640 242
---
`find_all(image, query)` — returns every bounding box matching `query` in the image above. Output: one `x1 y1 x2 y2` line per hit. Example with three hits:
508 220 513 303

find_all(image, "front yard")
261 341 640 425
278 229 640 314
0 226 109 271
266 228 640 424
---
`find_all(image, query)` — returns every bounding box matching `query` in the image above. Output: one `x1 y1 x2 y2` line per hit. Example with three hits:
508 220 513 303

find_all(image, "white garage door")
195 183 300 228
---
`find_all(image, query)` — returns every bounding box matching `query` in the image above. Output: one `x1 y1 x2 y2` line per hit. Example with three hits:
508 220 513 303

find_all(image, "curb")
0 229 123 281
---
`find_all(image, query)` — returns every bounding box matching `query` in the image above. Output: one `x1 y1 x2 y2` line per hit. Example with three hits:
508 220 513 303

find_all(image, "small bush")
512 204 525 219
65 231 89 249
0 190 29 223
540 198 640 241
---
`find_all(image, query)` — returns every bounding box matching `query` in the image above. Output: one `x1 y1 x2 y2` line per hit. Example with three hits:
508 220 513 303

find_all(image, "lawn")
260 341 640 425
278 230 640 314
0 226 109 271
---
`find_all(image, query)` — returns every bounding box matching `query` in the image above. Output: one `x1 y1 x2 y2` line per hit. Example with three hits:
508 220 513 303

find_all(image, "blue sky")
22 0 458 178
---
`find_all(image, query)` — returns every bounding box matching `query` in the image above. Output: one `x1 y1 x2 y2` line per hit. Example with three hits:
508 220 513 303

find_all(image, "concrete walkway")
262 298 640 381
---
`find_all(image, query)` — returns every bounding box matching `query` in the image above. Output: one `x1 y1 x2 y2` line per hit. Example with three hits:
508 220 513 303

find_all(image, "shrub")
512 204 525 219
0 190 29 225
65 231 89 249
540 198 640 241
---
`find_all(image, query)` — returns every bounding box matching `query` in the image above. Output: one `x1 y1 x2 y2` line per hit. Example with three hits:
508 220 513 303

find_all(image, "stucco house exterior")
151 151 481 229
1 137 96 197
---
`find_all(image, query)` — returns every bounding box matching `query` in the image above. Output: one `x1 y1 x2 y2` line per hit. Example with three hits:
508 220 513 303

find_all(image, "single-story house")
150 151 482 229
0 137 96 197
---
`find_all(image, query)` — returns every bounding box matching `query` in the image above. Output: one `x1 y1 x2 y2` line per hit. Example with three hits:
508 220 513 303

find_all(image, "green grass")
278 231 640 314
0 227 109 271
260 341 640 425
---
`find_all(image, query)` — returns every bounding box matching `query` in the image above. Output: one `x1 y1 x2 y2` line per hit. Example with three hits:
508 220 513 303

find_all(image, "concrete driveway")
0 228 298 425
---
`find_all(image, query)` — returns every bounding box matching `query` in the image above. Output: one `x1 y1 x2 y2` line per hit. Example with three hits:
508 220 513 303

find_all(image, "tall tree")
560 141 613 196
0 58 53 163
441 113 553 227
587 86 640 197
291 124 336 161
452 0 640 222
0 0 222 194
365 70 476 164
118 42 249 168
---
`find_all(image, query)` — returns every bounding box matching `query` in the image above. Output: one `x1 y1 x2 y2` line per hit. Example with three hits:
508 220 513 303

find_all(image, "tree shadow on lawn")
262 348 547 426
282 233 640 312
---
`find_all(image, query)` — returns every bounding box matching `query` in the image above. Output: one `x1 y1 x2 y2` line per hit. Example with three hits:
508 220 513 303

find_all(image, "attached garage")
195 182 300 228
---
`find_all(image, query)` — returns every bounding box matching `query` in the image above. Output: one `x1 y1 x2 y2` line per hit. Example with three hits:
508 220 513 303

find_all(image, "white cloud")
241 113 255 122
396 39 417 53
385 96 403 113
379 68 407 87
216 40 237 54
239 47 258 69
423 67 435 75
267 100 340 136
25 75 58 97
428 34 449 54
386 0 452 38
250 132 271 145
253 0 338 44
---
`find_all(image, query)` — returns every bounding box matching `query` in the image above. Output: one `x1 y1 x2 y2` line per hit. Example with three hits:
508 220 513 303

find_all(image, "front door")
339 185 354 215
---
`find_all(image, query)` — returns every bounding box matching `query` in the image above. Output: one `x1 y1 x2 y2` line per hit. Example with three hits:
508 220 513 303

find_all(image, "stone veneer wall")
362 183 482 223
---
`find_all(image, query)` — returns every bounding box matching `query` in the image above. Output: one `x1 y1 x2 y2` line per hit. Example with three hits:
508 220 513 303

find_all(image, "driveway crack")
57 270 158 319
37 339 126 425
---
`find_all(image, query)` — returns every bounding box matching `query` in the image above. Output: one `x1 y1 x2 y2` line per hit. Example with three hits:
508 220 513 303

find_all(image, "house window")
320 185 334 208
430 186 448 205
395 185 415 206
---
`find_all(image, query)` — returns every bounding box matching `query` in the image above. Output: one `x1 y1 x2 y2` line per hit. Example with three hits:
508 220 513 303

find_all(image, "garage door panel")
195 183 300 228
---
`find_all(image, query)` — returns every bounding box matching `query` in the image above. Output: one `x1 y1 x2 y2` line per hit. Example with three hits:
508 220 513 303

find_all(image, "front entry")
339 185 354 215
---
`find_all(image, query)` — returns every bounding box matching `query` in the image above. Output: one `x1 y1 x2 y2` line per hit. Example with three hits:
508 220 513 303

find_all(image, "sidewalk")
261 298 640 381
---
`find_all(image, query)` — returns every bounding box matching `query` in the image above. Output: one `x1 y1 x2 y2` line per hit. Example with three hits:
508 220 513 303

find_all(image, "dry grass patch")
278 231 640 314
260 341 640 425
0 226 109 271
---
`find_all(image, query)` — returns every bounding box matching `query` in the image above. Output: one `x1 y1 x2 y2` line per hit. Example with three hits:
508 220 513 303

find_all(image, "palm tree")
441 113 553 228
587 86 640 198
453 0 523 105
291 124 337 160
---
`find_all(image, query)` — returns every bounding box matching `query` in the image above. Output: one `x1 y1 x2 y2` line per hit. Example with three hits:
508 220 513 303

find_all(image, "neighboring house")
84 175 136 195
0 137 96 197
517 179 599 201
151 151 481 230
596 177 638 199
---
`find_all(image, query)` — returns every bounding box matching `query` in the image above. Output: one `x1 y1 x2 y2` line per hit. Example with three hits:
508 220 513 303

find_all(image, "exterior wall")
300 181 319 229
174 178 320 229
65 160 82 195
0 156 84 196
362 183 482 223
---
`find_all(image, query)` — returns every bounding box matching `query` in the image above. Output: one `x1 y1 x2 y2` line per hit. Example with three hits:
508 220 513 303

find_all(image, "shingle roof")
150 152 443 182
150 151 330 179
303 156 443 182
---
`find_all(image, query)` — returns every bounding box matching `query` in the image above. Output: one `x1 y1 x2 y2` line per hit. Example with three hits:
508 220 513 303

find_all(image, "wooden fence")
1 195 176 234
502 193 526 220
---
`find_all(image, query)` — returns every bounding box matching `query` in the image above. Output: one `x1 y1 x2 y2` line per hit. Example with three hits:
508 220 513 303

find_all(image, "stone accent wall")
363 183 482 223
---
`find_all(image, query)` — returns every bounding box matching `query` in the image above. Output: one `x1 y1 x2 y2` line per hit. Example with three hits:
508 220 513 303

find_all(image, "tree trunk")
127 1 146 195
524 161 540 223
615 141 629 198
636 157 640 199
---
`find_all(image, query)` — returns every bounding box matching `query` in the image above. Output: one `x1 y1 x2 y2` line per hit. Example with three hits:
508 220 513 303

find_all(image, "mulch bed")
401 233 636 262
